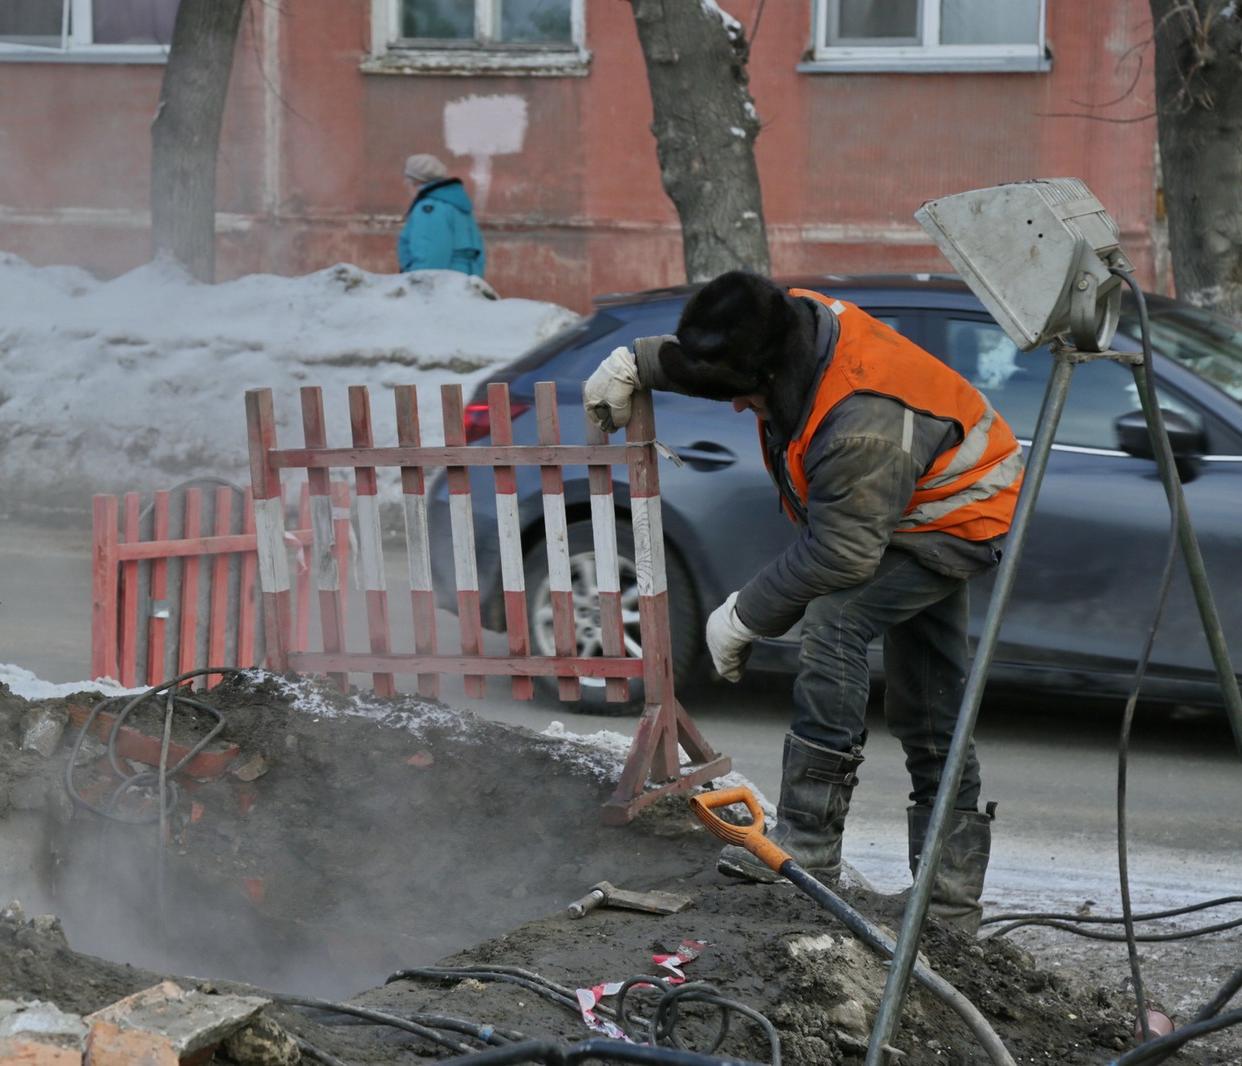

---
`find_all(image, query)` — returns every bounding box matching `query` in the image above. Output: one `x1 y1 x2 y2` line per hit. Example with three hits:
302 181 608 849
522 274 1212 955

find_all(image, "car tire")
522 518 700 715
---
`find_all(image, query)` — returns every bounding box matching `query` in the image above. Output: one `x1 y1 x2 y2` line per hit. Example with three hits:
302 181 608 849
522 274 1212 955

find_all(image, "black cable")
984 914 1242 942
1109 1007 1242 1066
294 1036 352 1066
1193 963 1242 1023
981 895 1242 928
388 965 781 1064
614 976 730 1054
436 1037 769 1066
268 993 475 1055
295 1003 523 1046
660 986 777 1064
65 668 240 824
996 274 1238 1044
1110 265 1178 1042
136 476 248 527
388 966 595 1018
614 977 780 1066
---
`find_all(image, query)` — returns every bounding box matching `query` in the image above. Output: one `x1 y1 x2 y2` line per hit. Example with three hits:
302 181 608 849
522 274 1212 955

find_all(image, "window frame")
365 0 590 77
802 0 1050 74
0 0 173 62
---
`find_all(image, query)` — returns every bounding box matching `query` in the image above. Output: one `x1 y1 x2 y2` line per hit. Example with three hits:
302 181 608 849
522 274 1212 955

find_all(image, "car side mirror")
1114 408 1205 461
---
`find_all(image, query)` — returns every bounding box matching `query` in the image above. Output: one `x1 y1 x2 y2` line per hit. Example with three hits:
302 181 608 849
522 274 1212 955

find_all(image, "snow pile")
0 663 143 701
0 254 579 507
271 672 469 736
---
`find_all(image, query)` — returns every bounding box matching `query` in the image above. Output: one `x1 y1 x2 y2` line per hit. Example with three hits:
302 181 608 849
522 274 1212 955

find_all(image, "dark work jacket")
634 302 1005 637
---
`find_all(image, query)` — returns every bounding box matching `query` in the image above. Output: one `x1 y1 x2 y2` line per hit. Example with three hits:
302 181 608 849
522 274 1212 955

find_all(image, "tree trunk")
151 0 247 283
1150 1 1242 319
630 0 769 282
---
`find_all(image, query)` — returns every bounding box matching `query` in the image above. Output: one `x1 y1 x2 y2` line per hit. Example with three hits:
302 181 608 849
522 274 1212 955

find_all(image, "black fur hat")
660 271 801 401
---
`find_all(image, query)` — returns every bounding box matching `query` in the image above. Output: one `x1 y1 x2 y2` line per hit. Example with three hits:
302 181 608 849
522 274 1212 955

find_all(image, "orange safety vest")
769 289 1024 542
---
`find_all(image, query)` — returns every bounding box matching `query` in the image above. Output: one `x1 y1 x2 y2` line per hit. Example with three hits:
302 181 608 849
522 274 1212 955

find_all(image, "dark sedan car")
429 275 1242 710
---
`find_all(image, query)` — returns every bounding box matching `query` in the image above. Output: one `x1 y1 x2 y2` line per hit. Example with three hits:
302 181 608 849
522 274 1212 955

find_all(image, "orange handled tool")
688 787 792 876
689 788 1016 1066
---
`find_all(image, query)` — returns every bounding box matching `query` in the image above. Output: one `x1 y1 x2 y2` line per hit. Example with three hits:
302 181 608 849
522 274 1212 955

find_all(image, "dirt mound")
0 673 716 998
349 882 1138 1065
0 672 1186 1063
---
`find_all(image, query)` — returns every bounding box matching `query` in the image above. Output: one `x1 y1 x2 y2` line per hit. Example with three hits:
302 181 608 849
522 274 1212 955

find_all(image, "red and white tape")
573 940 709 1041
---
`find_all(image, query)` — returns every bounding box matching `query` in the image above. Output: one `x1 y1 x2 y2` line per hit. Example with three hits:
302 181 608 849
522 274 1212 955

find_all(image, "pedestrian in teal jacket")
398 154 486 277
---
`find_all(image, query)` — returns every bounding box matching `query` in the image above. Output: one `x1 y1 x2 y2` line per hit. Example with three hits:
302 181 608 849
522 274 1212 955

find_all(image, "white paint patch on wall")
443 94 529 212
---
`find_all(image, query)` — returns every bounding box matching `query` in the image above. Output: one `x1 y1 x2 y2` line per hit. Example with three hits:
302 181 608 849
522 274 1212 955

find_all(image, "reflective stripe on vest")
781 289 1023 542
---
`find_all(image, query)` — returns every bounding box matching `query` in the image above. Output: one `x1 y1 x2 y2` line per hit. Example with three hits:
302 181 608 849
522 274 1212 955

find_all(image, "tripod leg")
1131 364 1242 753
866 352 1076 1066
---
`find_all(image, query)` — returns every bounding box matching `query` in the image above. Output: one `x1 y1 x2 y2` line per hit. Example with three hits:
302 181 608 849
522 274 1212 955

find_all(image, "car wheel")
523 519 700 715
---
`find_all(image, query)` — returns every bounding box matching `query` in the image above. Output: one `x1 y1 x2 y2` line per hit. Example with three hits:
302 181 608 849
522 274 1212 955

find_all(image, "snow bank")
0 254 579 508
0 663 144 700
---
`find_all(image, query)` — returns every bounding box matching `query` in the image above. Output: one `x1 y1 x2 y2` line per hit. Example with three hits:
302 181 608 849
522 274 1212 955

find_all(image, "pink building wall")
0 1 1160 313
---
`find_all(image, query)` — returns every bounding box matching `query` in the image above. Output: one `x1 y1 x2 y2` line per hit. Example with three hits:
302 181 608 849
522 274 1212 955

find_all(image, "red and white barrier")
91 482 333 689
243 381 730 822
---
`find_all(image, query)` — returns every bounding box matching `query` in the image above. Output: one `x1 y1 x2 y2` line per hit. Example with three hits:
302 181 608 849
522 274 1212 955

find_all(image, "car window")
935 317 1203 450
544 299 911 385
498 310 623 385
555 306 684 383
1119 308 1242 405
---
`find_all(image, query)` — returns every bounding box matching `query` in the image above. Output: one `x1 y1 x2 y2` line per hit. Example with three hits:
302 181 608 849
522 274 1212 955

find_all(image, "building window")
366 0 588 76
0 0 176 58
803 0 1049 73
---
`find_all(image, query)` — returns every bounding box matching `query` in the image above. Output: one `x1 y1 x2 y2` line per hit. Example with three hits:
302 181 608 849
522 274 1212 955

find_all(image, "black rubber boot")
907 802 995 934
718 732 864 885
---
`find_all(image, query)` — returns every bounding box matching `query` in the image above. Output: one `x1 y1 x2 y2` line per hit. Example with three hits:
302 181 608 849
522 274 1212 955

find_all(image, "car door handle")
673 441 737 470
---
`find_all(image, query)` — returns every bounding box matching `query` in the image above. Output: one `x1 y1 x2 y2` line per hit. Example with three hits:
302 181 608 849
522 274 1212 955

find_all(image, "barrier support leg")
91 494 120 682
602 392 731 824
246 388 292 673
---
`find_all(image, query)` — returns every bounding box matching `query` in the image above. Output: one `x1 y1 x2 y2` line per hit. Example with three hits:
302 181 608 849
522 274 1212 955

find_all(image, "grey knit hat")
403 153 448 184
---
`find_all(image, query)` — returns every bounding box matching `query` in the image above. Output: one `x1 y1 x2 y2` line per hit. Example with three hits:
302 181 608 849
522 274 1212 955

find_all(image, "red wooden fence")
244 382 731 823
91 481 349 689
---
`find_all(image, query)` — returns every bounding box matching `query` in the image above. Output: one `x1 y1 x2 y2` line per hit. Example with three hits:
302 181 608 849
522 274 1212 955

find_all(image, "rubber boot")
717 732 864 885
907 802 995 935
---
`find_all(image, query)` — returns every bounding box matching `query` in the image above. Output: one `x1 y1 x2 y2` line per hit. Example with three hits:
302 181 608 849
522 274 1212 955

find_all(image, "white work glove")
583 345 643 433
705 591 756 683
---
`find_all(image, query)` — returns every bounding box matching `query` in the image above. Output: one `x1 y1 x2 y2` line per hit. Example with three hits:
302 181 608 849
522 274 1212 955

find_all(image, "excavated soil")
0 673 1221 1064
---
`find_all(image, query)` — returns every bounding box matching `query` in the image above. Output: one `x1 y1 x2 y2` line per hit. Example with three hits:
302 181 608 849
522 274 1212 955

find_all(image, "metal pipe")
1129 362 1242 753
865 352 1077 1065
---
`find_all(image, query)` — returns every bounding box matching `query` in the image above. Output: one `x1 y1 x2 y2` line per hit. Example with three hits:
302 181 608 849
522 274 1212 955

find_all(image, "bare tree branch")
1035 110 1157 123
1069 54 1146 109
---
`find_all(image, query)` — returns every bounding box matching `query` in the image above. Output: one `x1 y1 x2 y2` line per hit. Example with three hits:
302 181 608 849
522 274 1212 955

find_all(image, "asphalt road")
3 515 1239 917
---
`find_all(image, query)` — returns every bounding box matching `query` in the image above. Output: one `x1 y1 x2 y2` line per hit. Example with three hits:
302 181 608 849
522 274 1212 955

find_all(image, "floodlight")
873 180 1242 1066
915 178 1134 353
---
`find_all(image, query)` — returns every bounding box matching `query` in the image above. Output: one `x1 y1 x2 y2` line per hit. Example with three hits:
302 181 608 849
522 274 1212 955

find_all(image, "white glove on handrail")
583 346 643 433
705 591 756 683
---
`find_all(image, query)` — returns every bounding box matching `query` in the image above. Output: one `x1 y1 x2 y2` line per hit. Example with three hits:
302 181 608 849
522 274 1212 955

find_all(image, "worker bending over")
583 271 1024 932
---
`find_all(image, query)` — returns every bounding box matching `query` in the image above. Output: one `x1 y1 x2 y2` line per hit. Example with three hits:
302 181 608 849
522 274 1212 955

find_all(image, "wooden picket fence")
91 481 350 689
244 382 731 822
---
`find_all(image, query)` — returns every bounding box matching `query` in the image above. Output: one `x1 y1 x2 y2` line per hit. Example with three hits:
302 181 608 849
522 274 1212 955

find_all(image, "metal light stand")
865 324 1242 1065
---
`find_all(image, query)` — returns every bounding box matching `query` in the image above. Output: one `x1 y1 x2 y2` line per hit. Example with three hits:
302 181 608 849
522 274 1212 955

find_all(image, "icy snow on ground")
0 663 145 701
540 720 777 817
0 254 579 507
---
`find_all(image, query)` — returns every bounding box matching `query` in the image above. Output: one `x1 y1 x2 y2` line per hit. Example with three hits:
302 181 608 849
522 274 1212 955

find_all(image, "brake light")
463 401 531 443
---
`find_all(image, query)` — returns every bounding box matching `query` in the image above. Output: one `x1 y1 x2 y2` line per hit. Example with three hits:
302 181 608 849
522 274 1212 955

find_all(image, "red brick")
0 1036 83 1065
84 1020 178 1066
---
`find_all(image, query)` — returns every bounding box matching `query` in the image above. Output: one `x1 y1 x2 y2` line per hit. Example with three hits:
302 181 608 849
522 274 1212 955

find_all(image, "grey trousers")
790 549 981 810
